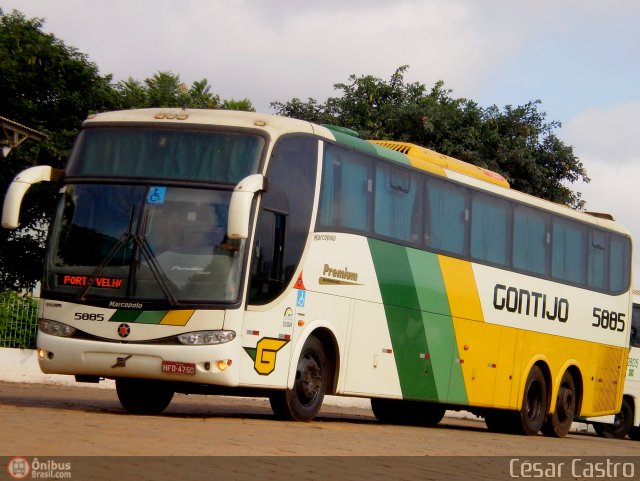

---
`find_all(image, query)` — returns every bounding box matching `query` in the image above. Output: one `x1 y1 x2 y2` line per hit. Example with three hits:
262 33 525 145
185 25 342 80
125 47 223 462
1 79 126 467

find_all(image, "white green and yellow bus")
589 289 640 439
2 108 633 437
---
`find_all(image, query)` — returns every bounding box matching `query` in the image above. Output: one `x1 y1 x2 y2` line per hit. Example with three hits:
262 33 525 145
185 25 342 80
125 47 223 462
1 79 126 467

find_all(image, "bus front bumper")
36 331 241 386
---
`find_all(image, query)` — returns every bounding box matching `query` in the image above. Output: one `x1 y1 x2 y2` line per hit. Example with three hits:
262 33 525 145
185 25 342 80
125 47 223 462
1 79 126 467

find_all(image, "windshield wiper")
136 236 179 306
75 231 180 306
76 231 134 302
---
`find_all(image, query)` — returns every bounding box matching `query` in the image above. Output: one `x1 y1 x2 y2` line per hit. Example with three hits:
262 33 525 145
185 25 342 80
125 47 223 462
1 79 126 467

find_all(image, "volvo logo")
117 323 131 338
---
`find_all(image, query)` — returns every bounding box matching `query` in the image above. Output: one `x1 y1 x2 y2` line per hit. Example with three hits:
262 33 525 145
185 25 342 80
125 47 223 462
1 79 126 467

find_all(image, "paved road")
1 382 638 480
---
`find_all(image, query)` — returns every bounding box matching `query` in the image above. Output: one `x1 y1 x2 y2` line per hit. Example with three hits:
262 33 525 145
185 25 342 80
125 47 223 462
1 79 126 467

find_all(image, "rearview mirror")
227 174 266 240
2 165 63 229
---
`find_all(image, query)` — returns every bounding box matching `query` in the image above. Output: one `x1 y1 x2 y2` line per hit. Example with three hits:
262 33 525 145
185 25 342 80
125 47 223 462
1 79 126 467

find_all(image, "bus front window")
45 184 244 304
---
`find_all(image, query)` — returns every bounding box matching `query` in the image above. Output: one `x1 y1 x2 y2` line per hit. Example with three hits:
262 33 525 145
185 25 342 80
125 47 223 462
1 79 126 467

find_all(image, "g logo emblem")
243 338 289 375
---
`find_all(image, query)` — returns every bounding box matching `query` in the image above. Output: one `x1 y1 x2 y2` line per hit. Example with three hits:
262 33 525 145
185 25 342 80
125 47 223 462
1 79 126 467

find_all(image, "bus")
589 289 640 439
2 108 632 437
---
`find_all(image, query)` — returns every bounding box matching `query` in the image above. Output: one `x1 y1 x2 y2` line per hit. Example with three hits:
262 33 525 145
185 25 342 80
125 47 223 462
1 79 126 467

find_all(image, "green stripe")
328 129 411 166
110 310 141 323
369 239 437 400
369 239 468 405
135 311 168 324
109 310 167 324
406 249 467 404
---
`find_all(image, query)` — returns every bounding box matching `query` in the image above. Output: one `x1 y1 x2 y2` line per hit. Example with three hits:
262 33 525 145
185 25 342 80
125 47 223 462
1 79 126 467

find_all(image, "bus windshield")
44 184 244 304
66 127 265 184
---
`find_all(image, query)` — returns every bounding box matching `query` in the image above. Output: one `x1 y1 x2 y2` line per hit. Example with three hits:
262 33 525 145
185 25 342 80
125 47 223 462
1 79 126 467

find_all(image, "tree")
113 71 255 111
0 8 117 291
271 66 588 208
114 72 222 109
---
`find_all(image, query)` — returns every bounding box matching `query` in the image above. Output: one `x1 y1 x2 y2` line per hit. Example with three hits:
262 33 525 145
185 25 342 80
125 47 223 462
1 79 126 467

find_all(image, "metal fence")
0 290 39 349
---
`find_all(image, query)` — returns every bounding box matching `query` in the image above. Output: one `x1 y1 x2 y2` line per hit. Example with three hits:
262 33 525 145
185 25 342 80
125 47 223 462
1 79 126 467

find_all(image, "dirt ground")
1 381 638 481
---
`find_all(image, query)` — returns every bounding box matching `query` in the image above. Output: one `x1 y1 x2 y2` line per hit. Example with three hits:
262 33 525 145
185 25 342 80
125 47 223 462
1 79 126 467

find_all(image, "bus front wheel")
542 370 576 437
269 336 327 422
593 397 634 439
115 378 174 415
516 365 547 435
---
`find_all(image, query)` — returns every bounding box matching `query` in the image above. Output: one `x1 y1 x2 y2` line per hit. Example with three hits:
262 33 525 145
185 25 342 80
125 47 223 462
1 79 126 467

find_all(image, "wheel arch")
565 364 584 416
624 393 638 427
286 321 340 393
310 327 340 394
518 357 552 415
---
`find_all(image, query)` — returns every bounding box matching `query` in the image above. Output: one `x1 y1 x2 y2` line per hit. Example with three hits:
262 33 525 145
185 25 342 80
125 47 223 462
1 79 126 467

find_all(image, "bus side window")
470 192 510 266
551 218 586 285
513 205 549 275
374 164 421 244
318 144 372 233
631 304 640 348
425 178 468 256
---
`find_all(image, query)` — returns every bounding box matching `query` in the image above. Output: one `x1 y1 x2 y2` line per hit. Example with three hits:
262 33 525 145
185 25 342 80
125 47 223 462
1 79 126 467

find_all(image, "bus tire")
371 398 445 426
370 398 398 423
593 397 634 439
515 365 547 435
542 370 576 437
269 336 327 422
115 378 174 415
415 402 446 426
485 410 518 434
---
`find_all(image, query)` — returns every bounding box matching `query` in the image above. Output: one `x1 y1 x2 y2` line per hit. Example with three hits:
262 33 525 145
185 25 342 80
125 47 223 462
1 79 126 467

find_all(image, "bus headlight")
178 330 236 345
39 319 77 337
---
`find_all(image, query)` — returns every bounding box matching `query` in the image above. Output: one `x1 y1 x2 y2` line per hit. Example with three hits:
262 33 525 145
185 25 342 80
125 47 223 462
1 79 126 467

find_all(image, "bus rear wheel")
542 370 576 437
515 365 547 435
593 397 634 439
115 378 174 415
269 336 327 422
371 398 445 426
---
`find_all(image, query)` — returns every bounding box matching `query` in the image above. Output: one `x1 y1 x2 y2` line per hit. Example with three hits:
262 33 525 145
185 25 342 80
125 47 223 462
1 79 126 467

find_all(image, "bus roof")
83 108 336 140
82 109 628 237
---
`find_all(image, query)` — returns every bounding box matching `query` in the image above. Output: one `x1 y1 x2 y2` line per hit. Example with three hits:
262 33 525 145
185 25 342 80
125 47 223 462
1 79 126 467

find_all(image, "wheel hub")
556 386 574 420
297 355 321 402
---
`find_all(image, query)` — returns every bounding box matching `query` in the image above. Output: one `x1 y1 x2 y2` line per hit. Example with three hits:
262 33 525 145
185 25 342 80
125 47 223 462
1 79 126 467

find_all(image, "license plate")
161 360 196 375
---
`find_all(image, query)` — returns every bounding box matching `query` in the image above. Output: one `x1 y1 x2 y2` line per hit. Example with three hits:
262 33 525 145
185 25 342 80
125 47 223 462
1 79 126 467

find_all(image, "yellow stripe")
438 256 626 414
438 256 483 322
160 310 195 326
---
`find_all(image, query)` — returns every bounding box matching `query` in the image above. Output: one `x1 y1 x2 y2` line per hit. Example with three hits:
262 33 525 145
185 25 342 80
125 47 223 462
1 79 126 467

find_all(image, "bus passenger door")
240 136 318 388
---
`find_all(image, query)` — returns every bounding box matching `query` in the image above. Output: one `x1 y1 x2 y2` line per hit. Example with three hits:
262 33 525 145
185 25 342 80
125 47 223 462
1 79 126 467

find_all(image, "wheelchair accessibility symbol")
296 290 306 308
147 186 167 204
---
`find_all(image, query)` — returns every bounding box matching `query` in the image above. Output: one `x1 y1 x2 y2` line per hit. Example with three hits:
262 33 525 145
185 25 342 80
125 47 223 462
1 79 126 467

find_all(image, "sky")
3 0 640 283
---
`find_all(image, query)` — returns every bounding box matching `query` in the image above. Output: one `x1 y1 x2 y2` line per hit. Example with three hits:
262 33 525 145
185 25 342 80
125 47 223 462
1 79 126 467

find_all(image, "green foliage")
0 289 38 349
0 8 118 291
113 72 222 109
222 98 256 112
0 7 587 292
272 66 588 208
112 71 255 111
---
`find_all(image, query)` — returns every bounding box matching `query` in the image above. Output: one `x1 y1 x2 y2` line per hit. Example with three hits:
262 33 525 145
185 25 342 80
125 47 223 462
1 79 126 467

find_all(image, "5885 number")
74 312 105 321
592 307 625 332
